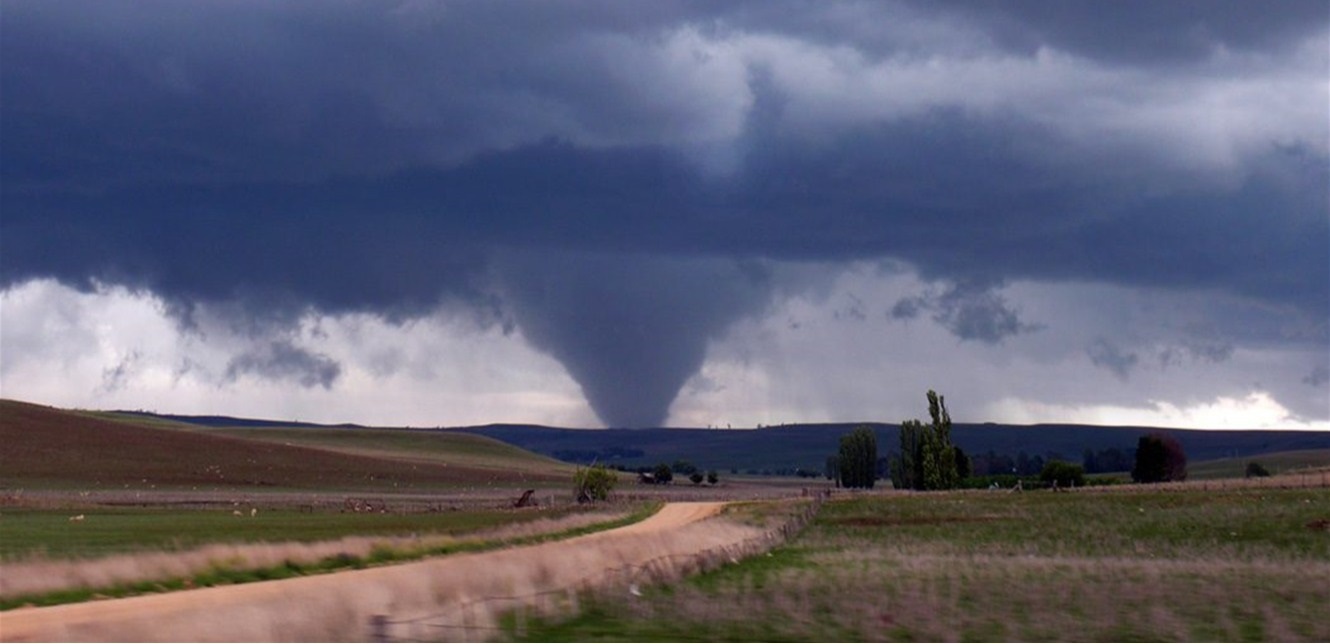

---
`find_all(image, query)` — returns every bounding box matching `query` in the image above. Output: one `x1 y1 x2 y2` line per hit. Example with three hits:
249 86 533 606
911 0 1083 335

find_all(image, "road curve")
2 502 750 642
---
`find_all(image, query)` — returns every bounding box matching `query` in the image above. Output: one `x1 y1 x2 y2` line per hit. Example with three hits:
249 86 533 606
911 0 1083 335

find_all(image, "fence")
370 496 823 642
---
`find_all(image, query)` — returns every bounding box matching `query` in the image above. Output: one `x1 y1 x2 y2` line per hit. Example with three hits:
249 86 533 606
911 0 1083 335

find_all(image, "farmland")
512 483 1330 642
5 398 1330 641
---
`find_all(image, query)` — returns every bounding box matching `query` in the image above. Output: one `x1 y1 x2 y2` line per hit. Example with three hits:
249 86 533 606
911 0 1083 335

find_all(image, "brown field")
0 400 569 491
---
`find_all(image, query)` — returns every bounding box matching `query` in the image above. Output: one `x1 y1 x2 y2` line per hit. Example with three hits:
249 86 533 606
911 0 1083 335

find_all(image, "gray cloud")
891 280 1043 344
1305 365 1330 389
224 341 341 390
1087 339 1139 381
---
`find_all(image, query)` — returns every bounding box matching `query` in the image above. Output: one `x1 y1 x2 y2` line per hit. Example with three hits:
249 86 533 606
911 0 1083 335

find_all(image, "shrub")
574 464 617 502
1040 460 1086 488
706 470 719 485
1245 461 1271 478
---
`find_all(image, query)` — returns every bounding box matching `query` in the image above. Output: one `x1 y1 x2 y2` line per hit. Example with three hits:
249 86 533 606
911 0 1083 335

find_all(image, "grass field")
200 425 574 475
0 506 592 560
511 485 1330 641
0 504 656 609
1188 449 1330 480
0 400 570 491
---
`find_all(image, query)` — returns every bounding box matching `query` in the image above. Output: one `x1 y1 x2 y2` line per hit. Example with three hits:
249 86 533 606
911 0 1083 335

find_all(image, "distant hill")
93 406 1330 476
463 423 1330 474
0 400 568 490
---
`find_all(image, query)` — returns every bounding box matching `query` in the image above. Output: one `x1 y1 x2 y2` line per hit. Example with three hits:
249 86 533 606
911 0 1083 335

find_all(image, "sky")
2 0 1327 430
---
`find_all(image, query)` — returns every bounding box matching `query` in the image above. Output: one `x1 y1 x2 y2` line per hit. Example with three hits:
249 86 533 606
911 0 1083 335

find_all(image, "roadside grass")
0 507 592 560
510 487 1330 642
1 503 660 610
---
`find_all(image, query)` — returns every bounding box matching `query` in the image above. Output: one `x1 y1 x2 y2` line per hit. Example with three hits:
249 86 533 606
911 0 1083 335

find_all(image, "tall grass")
514 486 1330 641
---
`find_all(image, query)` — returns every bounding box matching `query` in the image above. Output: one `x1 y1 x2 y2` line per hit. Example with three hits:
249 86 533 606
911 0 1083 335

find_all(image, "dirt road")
2 502 760 642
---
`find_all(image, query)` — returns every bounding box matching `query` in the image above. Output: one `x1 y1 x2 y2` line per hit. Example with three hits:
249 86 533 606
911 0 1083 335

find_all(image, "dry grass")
0 510 628 599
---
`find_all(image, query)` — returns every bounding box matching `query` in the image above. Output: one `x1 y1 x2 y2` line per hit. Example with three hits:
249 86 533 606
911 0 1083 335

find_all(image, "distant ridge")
112 410 366 429
101 408 1330 474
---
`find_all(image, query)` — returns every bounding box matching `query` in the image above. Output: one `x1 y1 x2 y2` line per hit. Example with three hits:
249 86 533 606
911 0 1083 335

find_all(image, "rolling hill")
0 400 570 491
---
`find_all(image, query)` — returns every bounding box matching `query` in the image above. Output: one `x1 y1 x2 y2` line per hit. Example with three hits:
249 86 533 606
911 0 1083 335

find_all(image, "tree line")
831 391 1188 490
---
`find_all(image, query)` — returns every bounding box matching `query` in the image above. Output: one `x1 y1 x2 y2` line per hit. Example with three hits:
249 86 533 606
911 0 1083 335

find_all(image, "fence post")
368 614 389 643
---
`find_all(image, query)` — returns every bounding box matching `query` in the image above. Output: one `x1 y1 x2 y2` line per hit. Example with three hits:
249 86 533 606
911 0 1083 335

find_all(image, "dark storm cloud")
890 279 1042 344
2 0 1326 425
930 0 1330 64
224 341 341 390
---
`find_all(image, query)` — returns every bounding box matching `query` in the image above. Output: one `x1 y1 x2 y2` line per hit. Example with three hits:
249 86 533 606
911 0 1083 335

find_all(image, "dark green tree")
1131 434 1187 483
653 462 674 485
838 425 878 489
1245 461 1271 478
689 471 705 485
706 470 719 485
893 390 960 490
825 455 841 484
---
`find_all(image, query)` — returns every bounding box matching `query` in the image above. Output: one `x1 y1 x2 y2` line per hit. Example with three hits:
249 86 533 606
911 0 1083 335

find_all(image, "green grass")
509 487 1330 642
1187 449 1330 480
202 426 574 475
0 507 581 560
2 504 661 611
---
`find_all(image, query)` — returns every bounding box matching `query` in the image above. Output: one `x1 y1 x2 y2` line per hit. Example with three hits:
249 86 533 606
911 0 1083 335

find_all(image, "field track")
1 502 747 642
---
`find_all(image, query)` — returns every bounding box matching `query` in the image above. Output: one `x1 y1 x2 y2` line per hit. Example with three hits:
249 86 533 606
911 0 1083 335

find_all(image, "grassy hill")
1187 449 1330 480
0 400 570 491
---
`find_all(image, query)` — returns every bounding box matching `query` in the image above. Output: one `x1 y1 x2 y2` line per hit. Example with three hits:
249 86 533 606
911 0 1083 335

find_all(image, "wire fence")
369 496 824 642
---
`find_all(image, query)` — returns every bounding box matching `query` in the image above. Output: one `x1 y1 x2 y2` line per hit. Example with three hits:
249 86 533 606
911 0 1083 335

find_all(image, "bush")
574 464 617 502
1040 460 1086 488
1245 461 1271 478
706 470 719 485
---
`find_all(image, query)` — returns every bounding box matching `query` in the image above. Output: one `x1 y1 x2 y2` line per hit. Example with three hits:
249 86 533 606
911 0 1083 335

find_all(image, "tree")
689 471 705 485
653 462 674 485
1131 433 1187 483
824 455 841 484
892 390 960 490
573 464 617 502
1040 460 1086 488
706 470 719 485
1245 461 1271 478
838 425 878 489
954 446 972 480
672 460 699 476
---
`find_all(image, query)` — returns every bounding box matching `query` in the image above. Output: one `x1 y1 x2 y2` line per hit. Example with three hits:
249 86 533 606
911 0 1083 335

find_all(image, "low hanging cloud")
1 1 1326 427
890 279 1043 344
1087 339 1140 381
224 341 342 390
